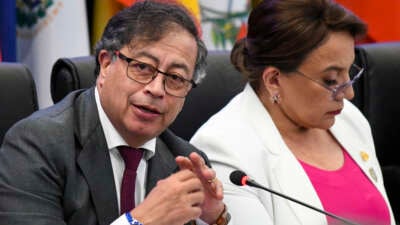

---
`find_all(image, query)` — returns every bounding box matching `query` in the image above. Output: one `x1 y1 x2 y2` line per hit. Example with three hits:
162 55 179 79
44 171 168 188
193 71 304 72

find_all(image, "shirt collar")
95 87 156 159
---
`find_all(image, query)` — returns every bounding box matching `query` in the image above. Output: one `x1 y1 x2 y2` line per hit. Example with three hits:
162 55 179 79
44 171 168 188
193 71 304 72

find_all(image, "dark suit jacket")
0 88 209 225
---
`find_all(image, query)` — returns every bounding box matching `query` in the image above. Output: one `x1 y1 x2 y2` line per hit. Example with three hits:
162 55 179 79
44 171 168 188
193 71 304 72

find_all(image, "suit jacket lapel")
146 136 177 193
146 129 207 193
75 88 119 225
145 130 203 225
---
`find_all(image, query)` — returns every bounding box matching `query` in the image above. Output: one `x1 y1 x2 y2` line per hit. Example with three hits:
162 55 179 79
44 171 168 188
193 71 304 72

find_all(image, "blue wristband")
125 212 143 225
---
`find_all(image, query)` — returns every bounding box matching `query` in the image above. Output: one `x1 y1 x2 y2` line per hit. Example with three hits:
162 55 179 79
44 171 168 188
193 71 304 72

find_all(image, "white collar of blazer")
242 84 326 224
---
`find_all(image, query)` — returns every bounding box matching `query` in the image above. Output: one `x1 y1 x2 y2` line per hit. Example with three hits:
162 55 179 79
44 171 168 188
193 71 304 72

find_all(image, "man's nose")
144 73 165 98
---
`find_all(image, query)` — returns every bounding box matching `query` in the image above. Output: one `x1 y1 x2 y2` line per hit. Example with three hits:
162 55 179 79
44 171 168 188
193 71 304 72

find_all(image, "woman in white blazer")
191 0 395 224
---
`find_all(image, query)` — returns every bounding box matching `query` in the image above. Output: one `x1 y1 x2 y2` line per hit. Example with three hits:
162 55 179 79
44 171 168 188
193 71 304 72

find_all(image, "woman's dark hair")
94 0 207 83
231 0 367 91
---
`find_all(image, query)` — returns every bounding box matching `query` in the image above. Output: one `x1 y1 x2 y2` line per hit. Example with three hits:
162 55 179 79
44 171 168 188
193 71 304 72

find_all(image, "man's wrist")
211 204 231 225
125 212 143 225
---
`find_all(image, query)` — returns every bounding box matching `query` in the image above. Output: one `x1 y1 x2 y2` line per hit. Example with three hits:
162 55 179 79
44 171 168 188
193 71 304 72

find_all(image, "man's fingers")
188 153 216 183
189 152 206 169
176 156 194 171
176 153 223 200
134 169 206 225
166 169 196 183
212 179 224 200
187 190 205 207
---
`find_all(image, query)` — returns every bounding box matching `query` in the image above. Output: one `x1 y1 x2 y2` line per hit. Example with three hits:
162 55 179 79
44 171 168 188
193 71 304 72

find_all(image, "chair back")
51 56 96 103
0 63 38 144
354 42 400 167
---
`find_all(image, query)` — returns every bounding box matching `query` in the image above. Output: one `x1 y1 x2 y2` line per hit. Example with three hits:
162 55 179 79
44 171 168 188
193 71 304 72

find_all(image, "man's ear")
261 66 281 96
98 50 113 74
97 50 113 87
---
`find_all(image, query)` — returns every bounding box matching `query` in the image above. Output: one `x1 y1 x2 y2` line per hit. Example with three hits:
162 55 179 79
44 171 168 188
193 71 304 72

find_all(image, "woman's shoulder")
195 92 245 130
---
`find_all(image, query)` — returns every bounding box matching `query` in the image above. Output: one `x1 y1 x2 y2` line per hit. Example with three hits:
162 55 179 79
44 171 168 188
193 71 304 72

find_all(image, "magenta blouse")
299 150 390 225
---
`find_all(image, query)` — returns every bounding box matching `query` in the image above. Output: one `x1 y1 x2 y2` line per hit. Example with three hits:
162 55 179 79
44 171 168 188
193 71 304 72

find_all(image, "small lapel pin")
360 151 369 162
369 168 378 182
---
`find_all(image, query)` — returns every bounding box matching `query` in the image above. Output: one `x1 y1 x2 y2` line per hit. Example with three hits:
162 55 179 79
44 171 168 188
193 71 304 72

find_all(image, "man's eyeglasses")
293 64 364 100
115 51 197 98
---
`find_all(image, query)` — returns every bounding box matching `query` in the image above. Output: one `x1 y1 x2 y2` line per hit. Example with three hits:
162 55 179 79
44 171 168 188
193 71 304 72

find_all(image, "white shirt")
95 88 155 225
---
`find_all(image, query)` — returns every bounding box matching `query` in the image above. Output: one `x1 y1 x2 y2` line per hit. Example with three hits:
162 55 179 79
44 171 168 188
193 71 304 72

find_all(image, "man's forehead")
125 23 196 47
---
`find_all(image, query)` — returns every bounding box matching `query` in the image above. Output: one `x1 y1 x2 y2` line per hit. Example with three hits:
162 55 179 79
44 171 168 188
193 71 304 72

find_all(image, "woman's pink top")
299 150 390 225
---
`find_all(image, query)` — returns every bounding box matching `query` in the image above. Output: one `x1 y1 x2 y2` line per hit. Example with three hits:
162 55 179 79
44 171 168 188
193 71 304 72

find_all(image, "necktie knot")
118 146 143 170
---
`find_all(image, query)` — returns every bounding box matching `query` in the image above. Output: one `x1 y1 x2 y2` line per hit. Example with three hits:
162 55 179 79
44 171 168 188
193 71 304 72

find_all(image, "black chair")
354 42 400 167
50 52 245 140
51 56 97 104
0 63 38 144
354 42 400 221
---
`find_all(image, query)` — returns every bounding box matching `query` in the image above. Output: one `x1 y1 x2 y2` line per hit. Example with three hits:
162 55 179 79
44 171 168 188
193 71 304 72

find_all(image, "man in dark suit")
0 2 230 225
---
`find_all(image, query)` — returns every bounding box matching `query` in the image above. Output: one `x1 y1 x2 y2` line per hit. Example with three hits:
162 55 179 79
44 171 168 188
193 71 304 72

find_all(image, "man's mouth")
135 104 161 114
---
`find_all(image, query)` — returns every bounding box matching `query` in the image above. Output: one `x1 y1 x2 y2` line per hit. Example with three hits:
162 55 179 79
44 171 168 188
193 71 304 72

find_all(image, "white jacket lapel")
330 101 382 191
242 85 327 224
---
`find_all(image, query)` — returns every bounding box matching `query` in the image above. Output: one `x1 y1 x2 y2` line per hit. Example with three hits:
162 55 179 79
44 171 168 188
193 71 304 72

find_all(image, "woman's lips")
328 109 342 115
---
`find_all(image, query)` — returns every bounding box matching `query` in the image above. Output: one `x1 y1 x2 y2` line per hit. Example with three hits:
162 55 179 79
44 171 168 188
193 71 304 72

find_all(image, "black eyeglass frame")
115 51 197 98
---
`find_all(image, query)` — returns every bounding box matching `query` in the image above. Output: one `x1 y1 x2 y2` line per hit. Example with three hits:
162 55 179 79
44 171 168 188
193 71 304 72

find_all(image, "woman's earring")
271 93 280 103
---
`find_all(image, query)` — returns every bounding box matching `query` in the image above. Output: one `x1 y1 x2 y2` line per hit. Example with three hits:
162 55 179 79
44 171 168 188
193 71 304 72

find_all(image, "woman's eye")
324 79 337 86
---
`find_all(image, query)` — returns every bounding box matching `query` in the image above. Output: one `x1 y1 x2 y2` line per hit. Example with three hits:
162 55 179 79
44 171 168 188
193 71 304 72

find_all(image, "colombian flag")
116 0 201 24
91 0 202 49
91 0 125 49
